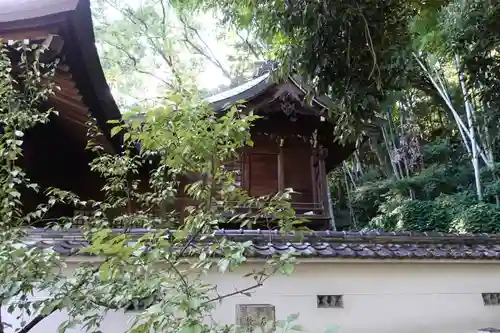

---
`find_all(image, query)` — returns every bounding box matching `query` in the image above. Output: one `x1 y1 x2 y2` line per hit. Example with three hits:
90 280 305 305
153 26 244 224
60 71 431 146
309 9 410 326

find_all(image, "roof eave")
0 0 123 153
65 0 122 151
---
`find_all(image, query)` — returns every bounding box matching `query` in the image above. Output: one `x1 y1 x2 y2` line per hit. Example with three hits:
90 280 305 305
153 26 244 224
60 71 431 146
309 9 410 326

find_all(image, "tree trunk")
381 127 401 179
455 53 482 201
368 136 391 178
343 166 358 229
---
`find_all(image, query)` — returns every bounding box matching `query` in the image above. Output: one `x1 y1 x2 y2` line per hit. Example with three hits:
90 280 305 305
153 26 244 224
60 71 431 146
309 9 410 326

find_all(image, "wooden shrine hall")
0 0 355 229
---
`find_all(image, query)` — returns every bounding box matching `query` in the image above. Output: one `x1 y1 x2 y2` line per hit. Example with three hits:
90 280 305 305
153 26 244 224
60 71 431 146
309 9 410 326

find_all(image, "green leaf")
286 313 299 322
218 258 230 273
324 325 340 333
110 125 123 137
40 299 62 316
99 261 111 281
281 263 294 276
169 93 183 104
174 229 188 240
291 324 305 331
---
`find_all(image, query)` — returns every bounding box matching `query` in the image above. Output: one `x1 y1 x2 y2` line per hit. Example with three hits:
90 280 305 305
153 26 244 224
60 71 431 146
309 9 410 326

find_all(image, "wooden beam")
1 29 52 41
58 114 89 129
57 64 71 72
271 83 302 102
53 76 76 89
311 154 318 204
50 101 89 124
242 149 250 191
318 158 329 218
51 94 88 114
55 116 114 153
57 89 83 104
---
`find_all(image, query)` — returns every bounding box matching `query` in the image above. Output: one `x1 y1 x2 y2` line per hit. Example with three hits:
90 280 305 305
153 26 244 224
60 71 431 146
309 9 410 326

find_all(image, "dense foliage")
95 0 500 234
3 0 500 331
183 0 500 233
0 43 306 333
185 0 449 142
325 0 500 233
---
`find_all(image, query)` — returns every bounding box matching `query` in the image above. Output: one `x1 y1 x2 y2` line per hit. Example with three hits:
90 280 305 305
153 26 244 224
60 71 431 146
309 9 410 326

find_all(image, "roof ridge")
26 228 500 244
23 228 500 259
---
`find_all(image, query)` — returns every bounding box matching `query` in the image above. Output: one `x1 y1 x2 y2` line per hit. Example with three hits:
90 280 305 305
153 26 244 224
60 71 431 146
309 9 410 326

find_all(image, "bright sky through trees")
92 0 257 109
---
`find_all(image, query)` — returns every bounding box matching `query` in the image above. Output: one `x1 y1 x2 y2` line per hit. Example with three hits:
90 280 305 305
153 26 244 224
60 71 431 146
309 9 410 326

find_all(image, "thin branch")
179 14 231 79
107 2 184 88
100 40 173 88
455 53 482 200
125 9 184 86
343 161 356 187
165 255 190 294
413 53 489 164
158 0 167 38
381 126 400 179
18 265 101 333
235 30 262 59
203 283 263 305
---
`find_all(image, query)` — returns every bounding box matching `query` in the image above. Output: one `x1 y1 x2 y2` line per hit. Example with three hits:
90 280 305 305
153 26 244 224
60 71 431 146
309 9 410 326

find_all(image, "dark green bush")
449 203 500 233
366 191 500 233
367 198 451 232
350 180 392 227
335 135 500 233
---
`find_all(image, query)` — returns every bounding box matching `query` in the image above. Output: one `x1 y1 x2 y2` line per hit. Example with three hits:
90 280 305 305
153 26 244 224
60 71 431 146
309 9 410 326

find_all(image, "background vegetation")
3 0 500 332
94 0 500 233
171 0 500 233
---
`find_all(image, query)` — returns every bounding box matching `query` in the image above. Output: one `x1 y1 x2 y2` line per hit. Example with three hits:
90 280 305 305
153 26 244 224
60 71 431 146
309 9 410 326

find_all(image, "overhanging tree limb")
18 265 101 333
179 14 232 79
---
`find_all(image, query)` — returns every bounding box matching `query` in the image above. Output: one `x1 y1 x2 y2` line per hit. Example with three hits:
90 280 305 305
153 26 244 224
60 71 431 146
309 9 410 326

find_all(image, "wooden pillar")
277 145 285 191
317 147 329 216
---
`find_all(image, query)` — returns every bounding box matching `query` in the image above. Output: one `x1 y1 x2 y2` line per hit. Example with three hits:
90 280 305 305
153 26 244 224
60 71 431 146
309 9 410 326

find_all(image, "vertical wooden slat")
278 146 285 190
224 153 243 187
311 154 317 204
282 147 314 203
248 153 279 196
318 159 329 217
242 149 249 190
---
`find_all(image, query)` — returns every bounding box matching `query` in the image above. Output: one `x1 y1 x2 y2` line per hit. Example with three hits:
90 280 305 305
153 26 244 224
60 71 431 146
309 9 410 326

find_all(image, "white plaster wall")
4 260 500 333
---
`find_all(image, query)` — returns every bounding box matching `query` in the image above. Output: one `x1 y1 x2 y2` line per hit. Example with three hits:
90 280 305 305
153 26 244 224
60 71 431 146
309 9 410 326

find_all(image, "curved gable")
0 0 121 152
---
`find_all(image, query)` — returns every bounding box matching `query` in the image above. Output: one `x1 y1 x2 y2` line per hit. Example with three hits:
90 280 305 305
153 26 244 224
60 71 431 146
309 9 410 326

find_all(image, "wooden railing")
291 202 326 217
55 199 327 229
212 201 326 220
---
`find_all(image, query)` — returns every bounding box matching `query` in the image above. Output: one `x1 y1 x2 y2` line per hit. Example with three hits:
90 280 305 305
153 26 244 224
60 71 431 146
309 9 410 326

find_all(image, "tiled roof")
24 228 500 260
0 0 78 23
204 72 335 113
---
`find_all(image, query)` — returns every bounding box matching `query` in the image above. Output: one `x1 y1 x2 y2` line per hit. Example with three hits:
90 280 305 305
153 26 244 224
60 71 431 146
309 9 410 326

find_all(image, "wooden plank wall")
228 134 325 208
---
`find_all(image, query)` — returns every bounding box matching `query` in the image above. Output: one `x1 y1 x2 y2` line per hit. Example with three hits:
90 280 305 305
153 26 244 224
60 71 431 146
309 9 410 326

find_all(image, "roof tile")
21 229 500 260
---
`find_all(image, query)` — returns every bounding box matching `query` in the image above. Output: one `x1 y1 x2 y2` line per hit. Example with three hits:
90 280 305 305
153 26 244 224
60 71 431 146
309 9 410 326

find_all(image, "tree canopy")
3 0 500 331
0 43 301 333
183 0 450 141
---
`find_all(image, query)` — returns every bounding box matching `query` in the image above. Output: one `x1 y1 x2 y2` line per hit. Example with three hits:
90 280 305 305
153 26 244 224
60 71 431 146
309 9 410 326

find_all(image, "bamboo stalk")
381 126 401 179
413 53 491 164
454 53 482 201
342 165 358 229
